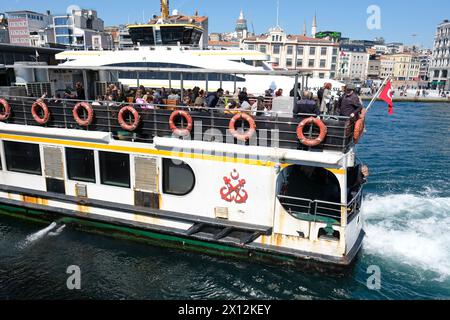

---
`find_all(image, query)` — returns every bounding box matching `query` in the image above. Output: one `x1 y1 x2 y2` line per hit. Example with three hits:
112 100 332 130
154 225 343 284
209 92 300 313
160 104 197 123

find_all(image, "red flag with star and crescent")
379 80 394 115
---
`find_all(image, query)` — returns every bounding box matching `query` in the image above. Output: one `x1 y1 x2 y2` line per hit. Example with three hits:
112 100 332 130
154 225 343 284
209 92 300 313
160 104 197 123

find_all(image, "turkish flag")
379 80 394 115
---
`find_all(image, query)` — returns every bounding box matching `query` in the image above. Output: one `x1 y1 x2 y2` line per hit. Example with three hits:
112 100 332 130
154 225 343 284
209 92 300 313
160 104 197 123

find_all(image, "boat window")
66 148 96 183
163 159 195 196
4 141 42 175
99 151 130 188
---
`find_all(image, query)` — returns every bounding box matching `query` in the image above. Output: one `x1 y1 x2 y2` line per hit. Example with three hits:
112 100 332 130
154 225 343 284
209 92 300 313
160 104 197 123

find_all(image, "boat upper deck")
0 65 358 155
0 95 357 154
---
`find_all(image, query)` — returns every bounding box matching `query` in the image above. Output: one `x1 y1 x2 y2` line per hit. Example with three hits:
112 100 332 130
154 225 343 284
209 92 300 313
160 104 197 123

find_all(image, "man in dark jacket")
339 84 365 118
293 91 320 118
205 88 224 108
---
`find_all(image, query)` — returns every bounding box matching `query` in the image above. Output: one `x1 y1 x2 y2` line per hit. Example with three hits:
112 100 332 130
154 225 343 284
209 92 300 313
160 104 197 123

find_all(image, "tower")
311 13 317 38
235 9 248 38
303 20 307 36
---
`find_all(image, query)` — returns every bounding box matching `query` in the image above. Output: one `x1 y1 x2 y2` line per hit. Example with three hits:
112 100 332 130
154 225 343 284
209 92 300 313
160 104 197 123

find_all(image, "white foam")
18 222 58 249
362 193 450 280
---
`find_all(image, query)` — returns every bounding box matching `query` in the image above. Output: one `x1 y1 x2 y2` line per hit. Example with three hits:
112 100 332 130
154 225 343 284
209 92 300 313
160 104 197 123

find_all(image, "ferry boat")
0 63 365 269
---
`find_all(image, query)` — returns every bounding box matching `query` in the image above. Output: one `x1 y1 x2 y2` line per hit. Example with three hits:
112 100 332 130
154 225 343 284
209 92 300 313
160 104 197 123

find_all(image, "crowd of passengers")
42 81 366 120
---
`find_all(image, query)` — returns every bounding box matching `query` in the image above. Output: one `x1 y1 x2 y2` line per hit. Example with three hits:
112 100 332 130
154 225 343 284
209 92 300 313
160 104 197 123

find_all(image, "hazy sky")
2 0 447 47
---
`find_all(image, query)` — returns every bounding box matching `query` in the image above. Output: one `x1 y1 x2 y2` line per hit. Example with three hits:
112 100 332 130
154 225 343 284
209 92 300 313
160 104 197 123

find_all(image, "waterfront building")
429 19 450 90
379 55 395 79
6 10 51 46
51 8 111 50
386 42 405 54
242 25 339 78
392 53 420 81
367 55 381 80
337 44 369 81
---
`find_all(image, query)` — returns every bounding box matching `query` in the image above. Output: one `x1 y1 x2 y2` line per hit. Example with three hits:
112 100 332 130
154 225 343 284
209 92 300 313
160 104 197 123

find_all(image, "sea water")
0 101 449 299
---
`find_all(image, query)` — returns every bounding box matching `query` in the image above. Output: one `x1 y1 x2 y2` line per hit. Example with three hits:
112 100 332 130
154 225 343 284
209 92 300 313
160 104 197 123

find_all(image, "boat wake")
362 192 450 281
18 222 65 249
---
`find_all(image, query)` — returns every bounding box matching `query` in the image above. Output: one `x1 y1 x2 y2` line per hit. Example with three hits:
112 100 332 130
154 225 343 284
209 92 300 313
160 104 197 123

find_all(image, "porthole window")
163 158 195 196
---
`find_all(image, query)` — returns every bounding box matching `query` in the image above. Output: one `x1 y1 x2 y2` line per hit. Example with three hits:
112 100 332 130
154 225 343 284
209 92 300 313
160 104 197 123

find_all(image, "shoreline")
360 96 450 103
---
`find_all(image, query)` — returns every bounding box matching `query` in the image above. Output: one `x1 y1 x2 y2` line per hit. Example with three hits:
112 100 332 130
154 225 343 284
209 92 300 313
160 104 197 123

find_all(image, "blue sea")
0 101 449 300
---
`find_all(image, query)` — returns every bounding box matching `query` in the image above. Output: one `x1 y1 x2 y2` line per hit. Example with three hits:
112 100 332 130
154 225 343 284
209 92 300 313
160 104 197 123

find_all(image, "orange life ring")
73 102 94 127
118 106 140 131
0 98 11 121
353 118 365 144
296 117 328 147
31 99 50 125
229 113 256 142
169 110 193 137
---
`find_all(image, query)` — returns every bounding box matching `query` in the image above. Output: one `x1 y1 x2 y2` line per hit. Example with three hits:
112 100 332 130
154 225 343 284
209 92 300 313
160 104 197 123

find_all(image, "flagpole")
366 76 390 113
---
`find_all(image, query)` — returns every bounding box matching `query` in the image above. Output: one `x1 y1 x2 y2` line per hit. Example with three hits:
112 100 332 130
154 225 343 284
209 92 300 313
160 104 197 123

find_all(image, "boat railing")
277 186 364 227
0 95 357 153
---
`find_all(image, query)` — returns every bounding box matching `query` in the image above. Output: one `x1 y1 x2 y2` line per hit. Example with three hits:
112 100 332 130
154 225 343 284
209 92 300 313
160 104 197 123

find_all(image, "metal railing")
277 186 364 226
0 95 357 153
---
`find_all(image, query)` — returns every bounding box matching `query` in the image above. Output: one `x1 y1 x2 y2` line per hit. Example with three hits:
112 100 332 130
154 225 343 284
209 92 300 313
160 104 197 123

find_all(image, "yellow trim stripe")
0 133 346 175
0 133 272 167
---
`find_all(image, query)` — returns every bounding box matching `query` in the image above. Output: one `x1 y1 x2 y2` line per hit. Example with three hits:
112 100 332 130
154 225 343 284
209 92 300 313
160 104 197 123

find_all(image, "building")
392 53 420 81
6 10 51 46
337 44 369 81
386 42 405 54
242 25 339 78
367 55 381 80
51 8 111 50
235 10 248 39
380 55 395 79
104 26 120 49
417 50 432 82
429 20 450 90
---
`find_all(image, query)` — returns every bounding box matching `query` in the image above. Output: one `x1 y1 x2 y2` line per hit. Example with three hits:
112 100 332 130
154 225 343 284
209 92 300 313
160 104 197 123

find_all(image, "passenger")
293 91 320 118
240 97 252 111
290 83 302 97
205 88 224 109
347 164 369 202
238 87 248 104
167 89 180 101
194 90 205 107
135 91 145 104
251 96 266 116
339 84 366 119
75 82 85 100
275 88 283 97
320 83 332 114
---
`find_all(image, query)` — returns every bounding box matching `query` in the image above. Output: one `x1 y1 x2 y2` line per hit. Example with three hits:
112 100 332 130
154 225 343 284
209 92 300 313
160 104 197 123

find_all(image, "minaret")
303 20 307 36
311 13 317 38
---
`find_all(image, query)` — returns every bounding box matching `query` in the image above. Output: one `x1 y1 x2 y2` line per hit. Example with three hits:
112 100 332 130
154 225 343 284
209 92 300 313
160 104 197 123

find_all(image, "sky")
1 0 448 48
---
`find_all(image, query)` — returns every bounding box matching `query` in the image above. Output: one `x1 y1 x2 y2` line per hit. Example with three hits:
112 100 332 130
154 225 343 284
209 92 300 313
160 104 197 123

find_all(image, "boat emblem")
220 169 248 204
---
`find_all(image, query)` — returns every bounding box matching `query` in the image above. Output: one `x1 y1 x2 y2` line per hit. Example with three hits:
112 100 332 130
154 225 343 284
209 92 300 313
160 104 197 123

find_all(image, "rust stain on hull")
21 195 48 206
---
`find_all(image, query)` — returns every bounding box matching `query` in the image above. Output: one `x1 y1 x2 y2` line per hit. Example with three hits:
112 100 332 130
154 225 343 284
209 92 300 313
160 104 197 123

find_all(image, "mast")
161 0 169 20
